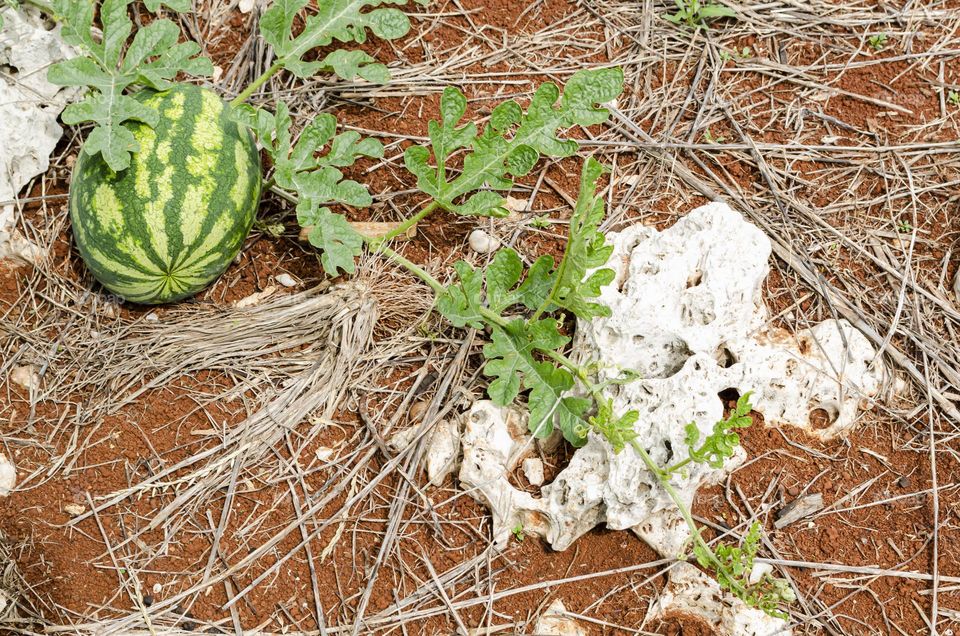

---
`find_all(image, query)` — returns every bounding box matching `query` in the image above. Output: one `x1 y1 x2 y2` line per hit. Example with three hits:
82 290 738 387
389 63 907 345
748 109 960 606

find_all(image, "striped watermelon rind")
69 84 262 304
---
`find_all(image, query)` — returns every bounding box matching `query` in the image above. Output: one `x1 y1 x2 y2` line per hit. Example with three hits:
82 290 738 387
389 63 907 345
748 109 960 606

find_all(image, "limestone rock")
456 202 894 635
0 453 15 496
425 419 460 486
10 365 39 391
533 600 586 636
651 563 785 636
0 7 78 263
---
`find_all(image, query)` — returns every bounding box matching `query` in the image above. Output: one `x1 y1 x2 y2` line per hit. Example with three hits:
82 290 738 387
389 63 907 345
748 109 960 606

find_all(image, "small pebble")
276 273 297 288
63 503 85 517
897 475 910 488
143 595 154 607
786 486 799 497
521 457 545 487
409 400 429 422
10 365 39 391
468 229 500 254
145 312 159 322
152 583 162 595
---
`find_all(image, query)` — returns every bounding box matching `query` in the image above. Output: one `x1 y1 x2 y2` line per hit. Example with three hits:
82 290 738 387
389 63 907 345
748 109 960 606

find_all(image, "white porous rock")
0 7 78 263
425 419 461 486
468 229 500 254
460 203 889 552
0 453 15 496
458 202 893 635
651 563 785 636
533 599 587 636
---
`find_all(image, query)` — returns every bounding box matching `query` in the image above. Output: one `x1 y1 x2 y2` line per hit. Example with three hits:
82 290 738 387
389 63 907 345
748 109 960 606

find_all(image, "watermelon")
69 84 262 304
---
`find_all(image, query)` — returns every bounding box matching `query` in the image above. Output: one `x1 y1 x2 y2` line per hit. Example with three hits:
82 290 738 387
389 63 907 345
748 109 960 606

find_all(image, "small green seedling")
512 524 525 542
867 33 888 50
719 47 751 62
703 129 725 144
897 219 913 233
698 522 797 619
529 215 552 229
664 0 736 28
948 89 960 107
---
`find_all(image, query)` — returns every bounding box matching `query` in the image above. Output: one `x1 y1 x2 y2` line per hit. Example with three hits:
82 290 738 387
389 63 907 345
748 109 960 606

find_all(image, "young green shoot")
867 33 888 51
664 0 736 29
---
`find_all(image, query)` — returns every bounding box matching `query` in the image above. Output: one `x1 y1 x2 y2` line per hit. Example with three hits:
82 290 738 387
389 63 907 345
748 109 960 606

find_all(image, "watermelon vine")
28 0 794 618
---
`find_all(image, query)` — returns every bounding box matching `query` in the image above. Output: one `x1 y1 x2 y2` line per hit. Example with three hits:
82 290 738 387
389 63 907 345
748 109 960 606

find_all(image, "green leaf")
436 261 484 329
484 249 523 313
296 205 363 276
685 391 754 469
58 92 158 171
589 399 639 453
233 103 382 276
143 0 192 11
698 4 735 18
545 157 615 321
260 0 411 81
483 319 591 441
47 0 211 171
403 67 624 216
515 255 556 310
321 49 390 83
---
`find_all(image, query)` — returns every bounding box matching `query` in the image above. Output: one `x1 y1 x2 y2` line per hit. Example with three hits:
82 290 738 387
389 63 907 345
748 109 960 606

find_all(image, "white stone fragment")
63 503 85 517
234 286 277 308
10 365 39 391
426 419 460 486
468 229 500 254
749 562 774 585
0 7 78 263
534 599 587 636
0 453 16 496
521 457 544 486
651 563 785 636
276 273 298 288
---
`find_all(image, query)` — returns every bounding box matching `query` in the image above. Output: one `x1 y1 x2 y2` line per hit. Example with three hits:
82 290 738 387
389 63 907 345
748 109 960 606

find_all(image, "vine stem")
367 201 439 247
626 439 750 599
230 61 284 108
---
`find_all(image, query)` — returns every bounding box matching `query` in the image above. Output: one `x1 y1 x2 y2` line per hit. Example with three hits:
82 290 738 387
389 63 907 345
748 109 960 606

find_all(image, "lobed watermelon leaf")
234 102 383 275
403 67 624 217
47 0 212 172
435 159 620 445
260 0 420 83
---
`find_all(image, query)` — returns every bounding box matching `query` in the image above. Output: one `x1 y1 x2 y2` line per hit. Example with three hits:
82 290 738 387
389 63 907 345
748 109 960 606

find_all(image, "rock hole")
663 439 674 463
686 269 703 288
808 407 836 430
718 387 741 409
714 345 737 369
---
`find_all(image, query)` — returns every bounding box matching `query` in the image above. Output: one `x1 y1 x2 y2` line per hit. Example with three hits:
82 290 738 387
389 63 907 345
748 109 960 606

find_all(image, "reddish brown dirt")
2 0 959 635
